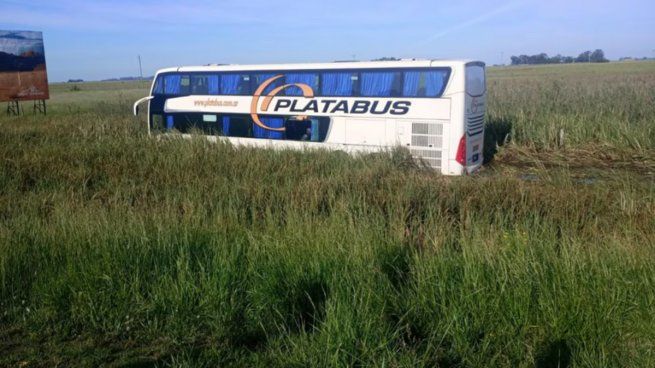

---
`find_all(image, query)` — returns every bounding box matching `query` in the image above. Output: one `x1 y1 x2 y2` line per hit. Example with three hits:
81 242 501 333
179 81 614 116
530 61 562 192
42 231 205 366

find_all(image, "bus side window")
191 75 209 95
360 71 401 97
179 75 191 95
285 73 319 96
163 75 182 95
221 74 250 95
253 73 283 94
320 72 357 96
310 119 320 141
285 117 329 142
390 72 402 96
285 118 310 140
402 70 449 97
153 76 164 94
227 115 251 138
208 75 219 95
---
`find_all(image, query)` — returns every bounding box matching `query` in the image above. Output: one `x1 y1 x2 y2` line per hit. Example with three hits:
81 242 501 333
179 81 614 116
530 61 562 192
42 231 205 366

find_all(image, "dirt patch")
488 145 655 179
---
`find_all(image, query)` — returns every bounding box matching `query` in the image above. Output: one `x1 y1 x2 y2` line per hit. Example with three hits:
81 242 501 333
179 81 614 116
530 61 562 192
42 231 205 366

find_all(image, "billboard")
0 30 49 102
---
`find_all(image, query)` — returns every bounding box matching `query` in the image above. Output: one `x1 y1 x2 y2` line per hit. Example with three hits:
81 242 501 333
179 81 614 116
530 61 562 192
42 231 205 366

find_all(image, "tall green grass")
0 62 654 367
486 62 655 150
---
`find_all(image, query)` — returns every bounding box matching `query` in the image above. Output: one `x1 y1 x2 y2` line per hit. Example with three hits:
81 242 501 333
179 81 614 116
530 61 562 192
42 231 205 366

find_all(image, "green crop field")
1 61 654 367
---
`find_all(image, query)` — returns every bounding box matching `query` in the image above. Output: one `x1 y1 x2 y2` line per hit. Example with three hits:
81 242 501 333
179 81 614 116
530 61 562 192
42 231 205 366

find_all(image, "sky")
0 0 653 82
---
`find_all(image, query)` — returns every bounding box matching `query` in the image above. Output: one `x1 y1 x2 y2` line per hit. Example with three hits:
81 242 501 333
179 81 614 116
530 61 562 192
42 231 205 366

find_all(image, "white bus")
133 59 486 175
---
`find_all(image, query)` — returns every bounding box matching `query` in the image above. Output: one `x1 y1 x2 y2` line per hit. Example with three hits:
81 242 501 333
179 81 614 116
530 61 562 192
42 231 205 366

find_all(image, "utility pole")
501 51 504 65
138 55 143 79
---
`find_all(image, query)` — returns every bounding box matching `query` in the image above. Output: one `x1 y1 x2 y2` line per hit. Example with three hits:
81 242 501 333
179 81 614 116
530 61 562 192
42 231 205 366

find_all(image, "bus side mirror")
133 96 153 116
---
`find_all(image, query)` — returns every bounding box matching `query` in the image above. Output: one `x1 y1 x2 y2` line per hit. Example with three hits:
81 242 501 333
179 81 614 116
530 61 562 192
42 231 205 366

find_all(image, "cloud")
416 1 529 46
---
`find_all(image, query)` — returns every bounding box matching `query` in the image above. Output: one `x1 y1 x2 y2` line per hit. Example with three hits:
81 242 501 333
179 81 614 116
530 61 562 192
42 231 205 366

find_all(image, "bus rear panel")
460 62 486 174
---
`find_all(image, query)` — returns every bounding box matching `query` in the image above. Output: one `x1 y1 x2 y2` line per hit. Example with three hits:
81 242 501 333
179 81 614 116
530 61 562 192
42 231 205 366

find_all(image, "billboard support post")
6 100 21 116
33 99 46 115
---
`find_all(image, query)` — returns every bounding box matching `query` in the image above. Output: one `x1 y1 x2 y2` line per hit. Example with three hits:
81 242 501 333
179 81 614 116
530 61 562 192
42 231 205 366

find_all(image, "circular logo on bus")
250 75 314 131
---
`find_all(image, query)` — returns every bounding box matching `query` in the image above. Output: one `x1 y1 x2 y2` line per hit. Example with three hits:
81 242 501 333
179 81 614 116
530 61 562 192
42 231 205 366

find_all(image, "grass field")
1 61 654 367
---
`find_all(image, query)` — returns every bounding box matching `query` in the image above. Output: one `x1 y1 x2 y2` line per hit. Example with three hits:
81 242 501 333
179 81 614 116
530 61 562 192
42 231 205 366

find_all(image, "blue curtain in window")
321 73 353 96
221 75 241 94
222 116 230 135
253 117 284 139
153 77 164 94
166 115 174 130
426 71 446 97
310 119 319 141
207 75 220 95
164 75 181 95
285 73 317 96
360 72 394 96
255 74 279 94
403 71 420 97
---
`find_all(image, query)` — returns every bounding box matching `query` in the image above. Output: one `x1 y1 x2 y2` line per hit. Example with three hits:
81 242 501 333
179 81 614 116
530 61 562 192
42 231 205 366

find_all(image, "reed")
1 62 653 367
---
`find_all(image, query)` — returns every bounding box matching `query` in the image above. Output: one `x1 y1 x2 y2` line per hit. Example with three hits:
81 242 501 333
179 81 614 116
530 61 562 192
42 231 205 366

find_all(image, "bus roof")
156 59 482 75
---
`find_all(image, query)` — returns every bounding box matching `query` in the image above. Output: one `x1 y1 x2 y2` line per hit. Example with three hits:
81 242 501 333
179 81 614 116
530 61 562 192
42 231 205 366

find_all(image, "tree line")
510 49 608 65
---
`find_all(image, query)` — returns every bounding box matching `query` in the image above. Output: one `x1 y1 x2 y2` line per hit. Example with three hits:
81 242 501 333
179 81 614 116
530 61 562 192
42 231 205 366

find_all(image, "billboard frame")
0 30 50 104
